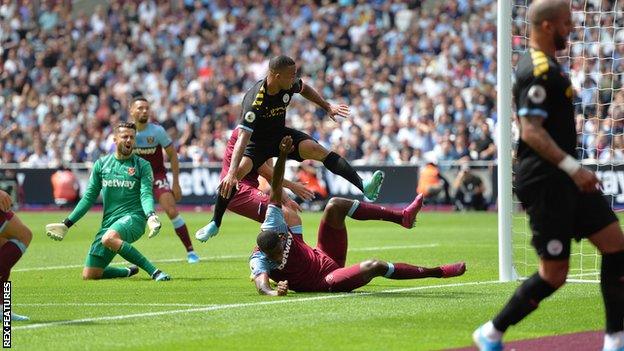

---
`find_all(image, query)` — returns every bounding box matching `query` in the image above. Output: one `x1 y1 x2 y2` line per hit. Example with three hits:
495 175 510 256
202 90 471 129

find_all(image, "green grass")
9 211 605 350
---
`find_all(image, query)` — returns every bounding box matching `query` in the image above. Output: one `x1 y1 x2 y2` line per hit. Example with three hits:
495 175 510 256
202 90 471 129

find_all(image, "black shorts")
244 127 316 170
516 177 618 260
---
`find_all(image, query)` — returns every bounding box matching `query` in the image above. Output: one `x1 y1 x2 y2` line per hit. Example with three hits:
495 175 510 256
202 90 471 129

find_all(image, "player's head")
130 96 150 124
113 122 137 157
268 55 297 90
257 230 286 262
528 0 572 51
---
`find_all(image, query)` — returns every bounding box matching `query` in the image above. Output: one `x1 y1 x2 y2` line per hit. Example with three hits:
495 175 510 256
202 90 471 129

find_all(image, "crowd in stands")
0 0 621 169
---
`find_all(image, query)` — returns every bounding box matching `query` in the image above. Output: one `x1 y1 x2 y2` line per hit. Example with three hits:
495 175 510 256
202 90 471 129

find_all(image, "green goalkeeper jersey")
68 154 155 228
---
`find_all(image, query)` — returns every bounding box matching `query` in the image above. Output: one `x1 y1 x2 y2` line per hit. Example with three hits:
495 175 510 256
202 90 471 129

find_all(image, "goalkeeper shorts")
85 215 146 268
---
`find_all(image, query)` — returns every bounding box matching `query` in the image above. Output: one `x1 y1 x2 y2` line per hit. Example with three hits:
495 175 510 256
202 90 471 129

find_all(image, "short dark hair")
269 55 296 72
256 230 281 253
114 122 136 133
131 95 148 106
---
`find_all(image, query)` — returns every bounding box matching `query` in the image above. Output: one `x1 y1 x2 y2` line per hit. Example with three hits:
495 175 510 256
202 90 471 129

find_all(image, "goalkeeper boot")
128 265 139 277
363 170 385 202
195 222 219 242
151 270 171 281
11 312 29 321
402 193 424 228
187 251 200 264
473 324 503 351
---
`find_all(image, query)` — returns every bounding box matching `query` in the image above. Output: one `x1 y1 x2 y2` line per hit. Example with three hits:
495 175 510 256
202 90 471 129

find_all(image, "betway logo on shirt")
102 179 136 190
134 147 157 155
277 234 293 270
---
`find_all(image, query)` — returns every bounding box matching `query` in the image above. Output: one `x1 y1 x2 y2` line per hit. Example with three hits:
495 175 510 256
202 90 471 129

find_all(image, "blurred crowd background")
0 0 621 169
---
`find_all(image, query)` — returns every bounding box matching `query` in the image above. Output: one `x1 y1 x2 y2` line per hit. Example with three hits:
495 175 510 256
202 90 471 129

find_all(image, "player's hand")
276 280 288 296
287 181 314 201
283 196 302 213
45 223 68 241
0 190 12 212
147 214 162 238
571 168 600 193
327 104 350 122
279 136 293 155
219 173 239 199
172 182 182 202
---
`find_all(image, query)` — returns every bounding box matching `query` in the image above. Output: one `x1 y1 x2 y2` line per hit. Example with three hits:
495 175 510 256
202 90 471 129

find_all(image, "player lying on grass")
249 136 466 296
45 122 171 281
0 189 32 321
196 127 314 241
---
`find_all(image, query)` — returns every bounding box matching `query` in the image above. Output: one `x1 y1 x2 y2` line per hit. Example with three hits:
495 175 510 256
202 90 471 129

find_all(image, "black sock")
601 250 624 333
322 152 363 191
211 187 237 227
492 273 557 332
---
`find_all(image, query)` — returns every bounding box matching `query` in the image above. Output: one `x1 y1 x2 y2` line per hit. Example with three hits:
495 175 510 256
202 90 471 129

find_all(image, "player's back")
134 123 171 175
514 49 576 186
251 233 330 292
221 128 261 187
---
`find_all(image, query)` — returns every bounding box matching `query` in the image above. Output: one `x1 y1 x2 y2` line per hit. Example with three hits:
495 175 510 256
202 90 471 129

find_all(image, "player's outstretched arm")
520 115 598 192
269 136 293 204
300 83 350 122
220 128 252 199
138 160 161 238
258 160 314 201
164 144 182 201
254 273 288 296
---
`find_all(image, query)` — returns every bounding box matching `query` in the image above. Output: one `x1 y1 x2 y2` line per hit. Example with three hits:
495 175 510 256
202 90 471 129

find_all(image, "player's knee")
360 259 388 276
323 198 350 224
164 206 178 219
101 232 119 249
16 224 32 246
540 265 569 288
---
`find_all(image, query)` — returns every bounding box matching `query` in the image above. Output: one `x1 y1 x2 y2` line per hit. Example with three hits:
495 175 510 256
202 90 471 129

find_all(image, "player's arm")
300 82 350 122
269 136 293 204
164 144 181 201
46 160 103 240
253 273 288 296
518 76 598 192
139 160 161 238
220 128 252 199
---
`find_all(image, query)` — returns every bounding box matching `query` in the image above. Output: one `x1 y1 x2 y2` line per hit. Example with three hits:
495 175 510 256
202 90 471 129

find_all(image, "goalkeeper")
45 122 170 281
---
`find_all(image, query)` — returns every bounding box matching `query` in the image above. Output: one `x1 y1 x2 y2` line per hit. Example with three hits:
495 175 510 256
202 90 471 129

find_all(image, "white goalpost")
499 0 623 283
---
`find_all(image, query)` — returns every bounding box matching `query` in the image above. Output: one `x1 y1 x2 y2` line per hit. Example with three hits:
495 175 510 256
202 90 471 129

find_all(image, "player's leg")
82 228 139 280
158 191 198 263
288 128 384 201
198 155 255 241
474 181 573 350
348 193 424 229
0 212 32 321
103 216 170 281
324 259 466 292
0 212 32 283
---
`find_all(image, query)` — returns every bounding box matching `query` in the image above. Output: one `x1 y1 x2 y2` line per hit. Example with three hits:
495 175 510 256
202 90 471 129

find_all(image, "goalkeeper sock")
117 242 157 276
347 200 402 225
171 215 194 252
492 273 557 332
102 266 131 279
323 152 364 192
384 263 442 279
0 239 26 283
211 187 237 227
601 250 624 333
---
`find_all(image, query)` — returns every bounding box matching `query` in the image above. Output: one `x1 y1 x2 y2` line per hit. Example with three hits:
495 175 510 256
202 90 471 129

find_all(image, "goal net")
508 0 623 282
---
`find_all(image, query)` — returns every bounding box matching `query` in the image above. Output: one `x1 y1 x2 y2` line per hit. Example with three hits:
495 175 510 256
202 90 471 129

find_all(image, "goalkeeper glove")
46 222 69 241
147 213 161 238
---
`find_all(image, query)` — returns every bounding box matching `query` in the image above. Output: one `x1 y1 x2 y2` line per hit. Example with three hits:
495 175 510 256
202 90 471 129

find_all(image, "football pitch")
10 211 604 350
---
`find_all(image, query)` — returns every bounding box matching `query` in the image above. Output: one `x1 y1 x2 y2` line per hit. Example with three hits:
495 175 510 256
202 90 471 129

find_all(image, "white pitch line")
13 280 499 331
13 244 439 273
17 303 214 307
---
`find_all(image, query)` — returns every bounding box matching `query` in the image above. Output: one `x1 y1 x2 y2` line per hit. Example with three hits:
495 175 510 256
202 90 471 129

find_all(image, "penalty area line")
14 279 499 331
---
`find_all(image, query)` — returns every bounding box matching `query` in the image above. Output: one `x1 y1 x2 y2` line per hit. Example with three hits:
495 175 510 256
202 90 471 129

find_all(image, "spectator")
452 163 486 211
